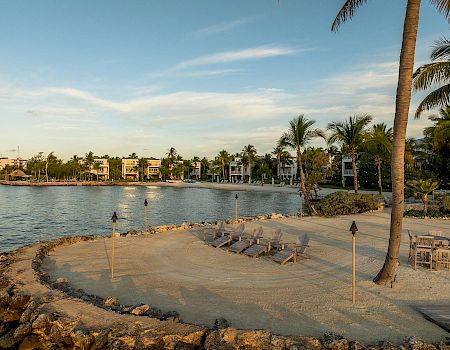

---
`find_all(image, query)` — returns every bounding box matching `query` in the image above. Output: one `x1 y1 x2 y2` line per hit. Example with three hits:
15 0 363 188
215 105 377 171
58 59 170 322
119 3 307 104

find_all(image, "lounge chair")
243 228 269 258
272 234 310 265
407 230 415 262
203 221 225 241
267 229 283 253
229 226 263 254
211 223 245 248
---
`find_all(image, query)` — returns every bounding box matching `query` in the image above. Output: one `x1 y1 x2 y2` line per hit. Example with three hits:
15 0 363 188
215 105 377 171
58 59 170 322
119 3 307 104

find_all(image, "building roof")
9 169 27 177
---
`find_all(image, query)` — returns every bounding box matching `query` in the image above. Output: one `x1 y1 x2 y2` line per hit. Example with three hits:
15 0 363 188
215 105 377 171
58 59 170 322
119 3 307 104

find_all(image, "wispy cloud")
192 16 258 36
172 45 300 70
178 68 244 77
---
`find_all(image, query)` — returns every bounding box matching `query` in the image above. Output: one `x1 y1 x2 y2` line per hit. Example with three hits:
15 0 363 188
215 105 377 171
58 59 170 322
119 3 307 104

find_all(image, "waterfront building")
0 158 28 170
341 156 355 187
190 161 201 179
122 158 139 181
144 158 161 180
229 157 250 182
277 160 297 180
90 158 110 181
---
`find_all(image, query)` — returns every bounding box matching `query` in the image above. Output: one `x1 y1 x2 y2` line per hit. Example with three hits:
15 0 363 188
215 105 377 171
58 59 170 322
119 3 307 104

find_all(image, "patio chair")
267 229 283 253
211 223 245 248
429 230 443 237
413 235 434 270
229 226 263 254
243 228 269 258
434 243 450 270
272 234 310 265
203 221 224 241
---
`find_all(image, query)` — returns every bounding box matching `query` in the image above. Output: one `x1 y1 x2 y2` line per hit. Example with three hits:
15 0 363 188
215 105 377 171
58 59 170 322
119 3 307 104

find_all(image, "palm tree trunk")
423 194 428 214
45 162 49 182
377 161 382 195
351 151 358 193
297 149 316 215
374 0 421 285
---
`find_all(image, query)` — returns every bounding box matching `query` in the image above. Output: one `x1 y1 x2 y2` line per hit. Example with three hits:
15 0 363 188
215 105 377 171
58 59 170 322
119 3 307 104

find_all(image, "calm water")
0 185 300 252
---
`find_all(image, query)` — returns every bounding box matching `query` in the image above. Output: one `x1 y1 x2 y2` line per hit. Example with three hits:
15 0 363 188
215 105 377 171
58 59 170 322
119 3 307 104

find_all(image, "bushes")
316 191 380 216
404 209 450 219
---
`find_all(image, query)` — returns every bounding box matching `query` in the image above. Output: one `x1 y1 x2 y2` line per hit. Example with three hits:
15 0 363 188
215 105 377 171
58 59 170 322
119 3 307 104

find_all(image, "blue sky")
0 1 448 160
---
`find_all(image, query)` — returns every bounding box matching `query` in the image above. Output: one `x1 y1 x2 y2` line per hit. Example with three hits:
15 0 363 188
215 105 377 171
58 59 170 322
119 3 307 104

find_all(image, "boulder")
322 332 349 350
131 304 150 316
91 329 110 350
10 294 30 310
71 329 93 350
0 290 11 307
104 297 120 307
32 313 52 332
213 317 230 330
13 322 32 341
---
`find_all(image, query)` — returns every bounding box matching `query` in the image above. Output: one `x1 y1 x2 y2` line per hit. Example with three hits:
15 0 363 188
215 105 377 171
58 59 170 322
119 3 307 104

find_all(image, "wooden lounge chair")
272 234 310 265
267 229 283 253
243 228 269 258
408 230 415 262
211 223 245 248
229 226 263 254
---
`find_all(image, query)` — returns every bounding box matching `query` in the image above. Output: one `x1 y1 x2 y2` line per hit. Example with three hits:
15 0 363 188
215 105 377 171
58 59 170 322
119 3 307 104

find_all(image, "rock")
18 334 46 350
32 313 52 332
213 317 230 329
136 334 164 349
0 321 8 336
182 330 207 347
349 340 365 350
239 330 272 350
20 300 41 323
0 329 20 349
10 293 30 309
322 332 349 350
49 324 64 343
13 322 32 341
91 329 110 350
131 304 150 316
104 297 120 307
162 310 180 322
0 290 11 306
71 329 93 350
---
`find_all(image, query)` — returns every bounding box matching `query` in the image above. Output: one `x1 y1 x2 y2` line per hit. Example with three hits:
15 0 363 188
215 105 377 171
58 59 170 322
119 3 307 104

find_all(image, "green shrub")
439 195 450 212
316 191 381 217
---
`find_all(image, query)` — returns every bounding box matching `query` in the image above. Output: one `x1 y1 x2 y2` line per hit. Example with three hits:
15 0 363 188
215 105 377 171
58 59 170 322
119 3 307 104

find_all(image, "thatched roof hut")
9 169 26 178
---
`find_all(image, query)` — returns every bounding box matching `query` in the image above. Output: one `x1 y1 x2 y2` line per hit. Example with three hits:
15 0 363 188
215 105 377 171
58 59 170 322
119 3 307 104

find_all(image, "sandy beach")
42 212 449 344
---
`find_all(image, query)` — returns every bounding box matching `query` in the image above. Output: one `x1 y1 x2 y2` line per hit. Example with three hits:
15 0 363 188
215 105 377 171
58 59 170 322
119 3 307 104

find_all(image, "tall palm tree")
241 145 257 182
217 150 231 180
332 0 449 285
327 114 373 193
279 115 325 213
365 123 393 194
92 161 102 181
272 144 284 178
406 179 440 213
413 38 450 117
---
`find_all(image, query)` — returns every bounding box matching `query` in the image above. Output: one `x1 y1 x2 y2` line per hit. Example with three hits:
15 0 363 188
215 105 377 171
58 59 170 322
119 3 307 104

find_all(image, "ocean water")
0 185 301 252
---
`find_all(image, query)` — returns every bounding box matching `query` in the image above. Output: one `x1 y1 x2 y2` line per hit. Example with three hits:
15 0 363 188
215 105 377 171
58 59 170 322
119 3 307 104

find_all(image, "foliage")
406 179 440 213
404 209 450 218
439 195 450 212
316 191 380 217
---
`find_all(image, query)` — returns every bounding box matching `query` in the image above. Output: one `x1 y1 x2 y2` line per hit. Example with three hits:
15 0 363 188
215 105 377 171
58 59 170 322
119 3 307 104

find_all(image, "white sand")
43 212 449 344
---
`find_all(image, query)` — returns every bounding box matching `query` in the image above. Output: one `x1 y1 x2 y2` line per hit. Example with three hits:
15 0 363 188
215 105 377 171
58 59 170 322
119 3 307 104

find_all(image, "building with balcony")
144 158 161 180
0 158 28 170
341 156 355 187
190 162 201 179
90 158 109 181
277 160 297 180
229 158 251 182
122 158 139 181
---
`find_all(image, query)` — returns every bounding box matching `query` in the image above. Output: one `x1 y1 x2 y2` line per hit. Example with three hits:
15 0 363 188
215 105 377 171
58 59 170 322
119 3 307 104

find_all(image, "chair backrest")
253 226 263 239
429 230 443 237
271 229 282 241
296 234 310 254
416 235 435 248
235 223 245 235
408 230 412 241
216 221 225 235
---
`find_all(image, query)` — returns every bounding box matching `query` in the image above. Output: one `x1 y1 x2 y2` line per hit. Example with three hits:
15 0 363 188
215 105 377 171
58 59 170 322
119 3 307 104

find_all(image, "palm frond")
413 62 450 91
332 0 369 32
415 84 450 118
430 0 450 20
431 37 450 60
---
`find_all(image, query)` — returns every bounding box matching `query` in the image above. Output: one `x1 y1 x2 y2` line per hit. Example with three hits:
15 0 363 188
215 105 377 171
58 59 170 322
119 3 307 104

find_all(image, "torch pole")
352 234 356 305
111 221 116 279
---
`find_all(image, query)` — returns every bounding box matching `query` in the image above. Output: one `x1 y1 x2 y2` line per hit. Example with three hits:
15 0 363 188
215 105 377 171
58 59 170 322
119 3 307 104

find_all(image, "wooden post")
352 234 356 305
111 211 118 280
235 194 238 222
144 199 149 233
349 220 358 305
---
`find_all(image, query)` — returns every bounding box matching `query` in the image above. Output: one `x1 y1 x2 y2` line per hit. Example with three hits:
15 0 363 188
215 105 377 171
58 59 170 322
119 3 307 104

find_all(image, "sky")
0 1 448 161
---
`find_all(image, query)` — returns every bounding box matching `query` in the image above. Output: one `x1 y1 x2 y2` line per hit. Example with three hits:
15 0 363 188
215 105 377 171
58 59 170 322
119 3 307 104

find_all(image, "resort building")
277 160 297 180
90 158 109 181
190 162 201 179
229 158 250 182
341 156 355 187
121 158 139 181
0 158 28 170
144 158 161 180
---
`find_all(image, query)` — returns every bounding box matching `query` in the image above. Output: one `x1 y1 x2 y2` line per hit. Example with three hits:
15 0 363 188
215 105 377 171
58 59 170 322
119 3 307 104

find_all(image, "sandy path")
42 213 449 343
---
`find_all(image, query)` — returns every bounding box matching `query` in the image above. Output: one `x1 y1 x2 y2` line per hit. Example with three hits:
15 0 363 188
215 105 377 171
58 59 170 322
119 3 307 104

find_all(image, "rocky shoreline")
0 217 449 349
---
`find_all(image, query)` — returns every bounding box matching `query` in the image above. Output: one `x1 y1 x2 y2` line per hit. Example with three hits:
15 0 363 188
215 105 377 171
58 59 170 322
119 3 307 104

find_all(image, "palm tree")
217 150 231 180
413 38 450 117
241 145 257 182
365 123 393 194
327 114 373 193
279 115 325 213
45 152 56 182
138 157 147 181
406 179 440 213
332 0 449 285
424 106 450 151
92 161 102 181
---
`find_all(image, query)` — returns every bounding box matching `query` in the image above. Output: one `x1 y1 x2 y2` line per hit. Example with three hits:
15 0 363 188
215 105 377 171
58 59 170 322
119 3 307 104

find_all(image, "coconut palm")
241 145 257 182
279 115 325 213
45 152 57 182
365 123 393 195
424 106 450 151
413 38 450 118
327 114 373 193
406 179 440 213
332 0 449 285
217 150 231 180
92 161 102 181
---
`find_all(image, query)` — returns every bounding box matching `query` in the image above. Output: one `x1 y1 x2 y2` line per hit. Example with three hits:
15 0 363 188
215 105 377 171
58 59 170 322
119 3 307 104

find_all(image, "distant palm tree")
92 161 102 181
138 157 147 181
424 106 450 151
217 150 231 180
365 123 393 194
279 115 325 213
327 114 373 193
241 144 257 182
413 38 450 118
